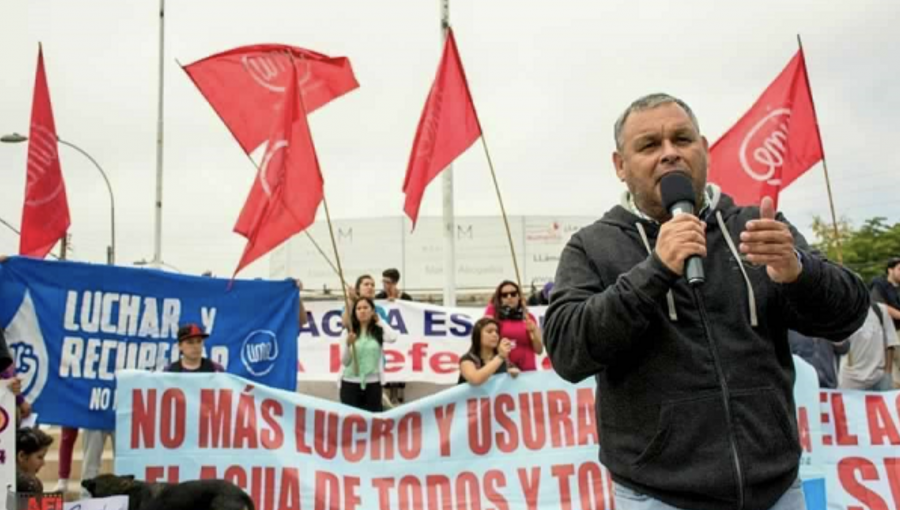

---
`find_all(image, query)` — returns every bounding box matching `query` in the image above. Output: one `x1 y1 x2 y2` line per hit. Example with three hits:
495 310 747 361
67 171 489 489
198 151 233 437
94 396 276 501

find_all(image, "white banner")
298 301 550 384
65 496 129 510
0 384 14 507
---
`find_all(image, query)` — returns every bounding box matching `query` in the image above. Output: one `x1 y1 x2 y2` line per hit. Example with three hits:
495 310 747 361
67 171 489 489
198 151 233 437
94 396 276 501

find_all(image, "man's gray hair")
614 93 701 151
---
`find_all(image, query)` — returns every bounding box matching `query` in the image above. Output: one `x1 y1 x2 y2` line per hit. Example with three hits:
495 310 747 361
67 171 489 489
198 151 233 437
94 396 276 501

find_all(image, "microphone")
660 172 705 286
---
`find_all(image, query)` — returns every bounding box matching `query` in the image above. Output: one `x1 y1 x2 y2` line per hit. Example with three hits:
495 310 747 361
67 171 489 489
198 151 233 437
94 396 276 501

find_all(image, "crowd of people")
1 91 899 510
789 257 900 392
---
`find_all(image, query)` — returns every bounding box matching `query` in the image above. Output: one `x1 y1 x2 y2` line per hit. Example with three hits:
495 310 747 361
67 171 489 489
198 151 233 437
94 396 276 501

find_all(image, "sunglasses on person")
500 291 519 298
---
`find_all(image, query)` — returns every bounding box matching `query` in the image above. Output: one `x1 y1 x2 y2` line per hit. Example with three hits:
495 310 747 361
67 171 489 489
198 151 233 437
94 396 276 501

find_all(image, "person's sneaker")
53 479 68 492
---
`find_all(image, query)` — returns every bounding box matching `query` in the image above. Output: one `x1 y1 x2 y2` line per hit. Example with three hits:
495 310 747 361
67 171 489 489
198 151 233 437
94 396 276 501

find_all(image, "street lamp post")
1 132 116 264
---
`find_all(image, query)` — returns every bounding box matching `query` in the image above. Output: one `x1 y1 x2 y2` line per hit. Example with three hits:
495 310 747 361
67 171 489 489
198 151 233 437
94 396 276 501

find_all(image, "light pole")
1 132 116 264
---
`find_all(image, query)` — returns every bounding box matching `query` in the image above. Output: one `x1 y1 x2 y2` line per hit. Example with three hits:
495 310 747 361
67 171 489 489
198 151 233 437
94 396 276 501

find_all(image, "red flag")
182 44 358 154
233 59 324 276
708 49 824 207
20 46 70 258
403 29 482 228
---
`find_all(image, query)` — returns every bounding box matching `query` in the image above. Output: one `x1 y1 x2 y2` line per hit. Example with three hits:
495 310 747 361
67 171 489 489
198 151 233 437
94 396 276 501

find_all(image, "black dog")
82 474 255 510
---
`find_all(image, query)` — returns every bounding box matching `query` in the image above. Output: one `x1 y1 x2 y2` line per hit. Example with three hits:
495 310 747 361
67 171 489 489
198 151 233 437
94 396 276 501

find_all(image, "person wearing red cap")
164 323 224 373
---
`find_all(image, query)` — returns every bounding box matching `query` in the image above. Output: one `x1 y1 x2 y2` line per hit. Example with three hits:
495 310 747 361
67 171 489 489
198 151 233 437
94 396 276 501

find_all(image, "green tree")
811 216 900 283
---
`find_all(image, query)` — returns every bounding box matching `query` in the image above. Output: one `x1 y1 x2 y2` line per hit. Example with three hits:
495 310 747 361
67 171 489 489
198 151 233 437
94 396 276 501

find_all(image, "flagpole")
285 51 358 374
797 34 844 264
480 136 523 293
152 0 166 267
441 0 457 307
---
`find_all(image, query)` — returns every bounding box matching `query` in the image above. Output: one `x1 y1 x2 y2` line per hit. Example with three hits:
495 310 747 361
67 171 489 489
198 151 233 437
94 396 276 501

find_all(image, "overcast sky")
1 0 898 278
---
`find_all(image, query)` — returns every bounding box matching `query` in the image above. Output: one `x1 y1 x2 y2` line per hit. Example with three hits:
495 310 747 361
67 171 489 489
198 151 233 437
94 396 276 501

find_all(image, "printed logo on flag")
25 124 64 207
258 140 288 197
738 108 792 185
241 53 321 96
6 292 49 403
240 330 279 376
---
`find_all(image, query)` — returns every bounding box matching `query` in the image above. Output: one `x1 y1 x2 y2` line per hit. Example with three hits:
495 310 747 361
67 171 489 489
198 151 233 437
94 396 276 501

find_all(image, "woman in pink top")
484 280 544 371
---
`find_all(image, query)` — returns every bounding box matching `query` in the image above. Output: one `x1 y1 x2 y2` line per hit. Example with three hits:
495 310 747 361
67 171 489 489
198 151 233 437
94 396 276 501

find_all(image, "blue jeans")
614 478 806 510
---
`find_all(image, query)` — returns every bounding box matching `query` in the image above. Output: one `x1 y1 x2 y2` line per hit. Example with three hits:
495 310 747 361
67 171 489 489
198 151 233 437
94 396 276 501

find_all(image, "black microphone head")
660 172 696 211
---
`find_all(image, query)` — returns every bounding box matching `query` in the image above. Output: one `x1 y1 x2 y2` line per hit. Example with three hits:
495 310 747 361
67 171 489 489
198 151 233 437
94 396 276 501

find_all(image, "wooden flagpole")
797 34 844 264
285 51 358 374
446 26 524 293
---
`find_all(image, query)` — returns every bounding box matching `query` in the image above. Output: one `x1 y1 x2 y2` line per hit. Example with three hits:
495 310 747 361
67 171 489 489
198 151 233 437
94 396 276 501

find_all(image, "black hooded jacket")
544 192 869 510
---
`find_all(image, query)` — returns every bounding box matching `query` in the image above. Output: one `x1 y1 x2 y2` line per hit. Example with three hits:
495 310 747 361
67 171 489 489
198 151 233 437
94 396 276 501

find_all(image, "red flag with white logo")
403 29 482 228
708 49 823 207
20 46 70 258
182 44 359 154
233 58 324 276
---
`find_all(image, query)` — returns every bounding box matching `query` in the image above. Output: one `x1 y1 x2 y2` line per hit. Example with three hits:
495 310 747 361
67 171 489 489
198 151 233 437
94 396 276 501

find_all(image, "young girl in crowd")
485 280 543 372
459 317 520 385
16 427 53 492
340 297 398 412
343 275 389 325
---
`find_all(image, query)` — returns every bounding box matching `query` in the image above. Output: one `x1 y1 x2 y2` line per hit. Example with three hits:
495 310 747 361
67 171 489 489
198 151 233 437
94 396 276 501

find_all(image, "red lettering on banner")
261 399 285 449
797 406 811 453
295 406 313 454
279 468 301 510
384 348 404 373
430 352 458 374
832 393 859 446
495 394 519 453
521 392 547 450
330 343 341 373
578 463 607 510
145 466 164 483
202 465 301 510
132 389 156 448
371 418 396 461
372 477 396 510
315 410 340 459
434 404 456 457
398 476 424 510
160 388 186 448
485 470 509 510
457 472 481 510
548 390 575 448
426 475 452 510
885 458 900 510
398 413 423 459
345 476 362 510
225 465 248 494
838 457 889 510
315 471 340 510
518 467 541 510
866 395 900 446
468 398 492 455
341 414 367 463
409 343 428 372
542 356 553 370
234 392 260 449
200 389 233 448
250 467 277 510
576 388 598 446
551 464 576 510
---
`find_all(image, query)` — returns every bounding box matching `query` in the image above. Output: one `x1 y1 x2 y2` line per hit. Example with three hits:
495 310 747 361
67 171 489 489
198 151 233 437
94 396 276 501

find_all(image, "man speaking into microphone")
544 93 868 510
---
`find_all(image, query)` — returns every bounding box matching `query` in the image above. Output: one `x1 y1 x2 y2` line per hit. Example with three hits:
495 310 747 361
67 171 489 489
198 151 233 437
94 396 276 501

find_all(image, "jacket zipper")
693 286 745 509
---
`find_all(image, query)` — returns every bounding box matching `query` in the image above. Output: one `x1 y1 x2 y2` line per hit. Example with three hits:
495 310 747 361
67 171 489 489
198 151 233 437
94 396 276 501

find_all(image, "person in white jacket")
339 296 397 412
839 303 899 390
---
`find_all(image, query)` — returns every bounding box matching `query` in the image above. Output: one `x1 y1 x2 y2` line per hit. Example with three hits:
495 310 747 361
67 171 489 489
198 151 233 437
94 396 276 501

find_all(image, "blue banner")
0 257 299 430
